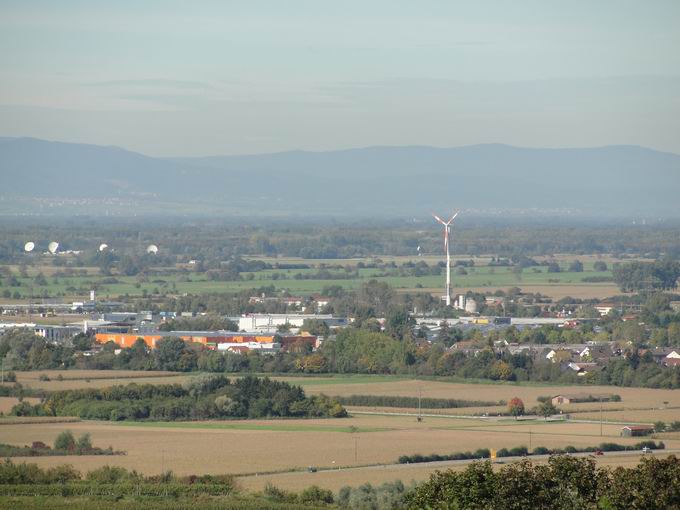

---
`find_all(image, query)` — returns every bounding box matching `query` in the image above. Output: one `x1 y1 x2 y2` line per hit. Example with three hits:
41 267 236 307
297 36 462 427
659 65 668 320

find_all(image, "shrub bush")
54 431 75 451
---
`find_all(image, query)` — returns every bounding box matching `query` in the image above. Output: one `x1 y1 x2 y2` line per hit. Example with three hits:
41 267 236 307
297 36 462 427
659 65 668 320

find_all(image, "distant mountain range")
1 137 679 218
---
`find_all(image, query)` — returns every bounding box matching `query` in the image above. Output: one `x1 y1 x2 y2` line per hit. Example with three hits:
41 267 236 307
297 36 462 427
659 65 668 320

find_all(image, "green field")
114 421 389 433
3 260 614 300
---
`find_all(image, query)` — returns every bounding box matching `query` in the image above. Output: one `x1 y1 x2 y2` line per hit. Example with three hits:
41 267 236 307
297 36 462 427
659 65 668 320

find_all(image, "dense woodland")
12 375 346 421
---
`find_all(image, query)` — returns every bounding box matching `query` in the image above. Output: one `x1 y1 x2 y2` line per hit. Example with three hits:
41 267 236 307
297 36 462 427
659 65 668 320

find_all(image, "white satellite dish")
146 244 158 255
24 242 35 253
48 241 59 254
99 243 109 252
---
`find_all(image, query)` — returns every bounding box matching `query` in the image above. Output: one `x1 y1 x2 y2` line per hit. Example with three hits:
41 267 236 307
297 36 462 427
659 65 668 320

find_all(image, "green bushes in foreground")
0 430 126 457
398 441 665 464
3 456 680 510
406 455 680 510
0 461 333 508
0 460 238 492
0 496 328 510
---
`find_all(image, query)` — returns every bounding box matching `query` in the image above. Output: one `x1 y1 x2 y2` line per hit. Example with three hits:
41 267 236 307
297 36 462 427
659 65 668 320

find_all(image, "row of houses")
449 339 680 377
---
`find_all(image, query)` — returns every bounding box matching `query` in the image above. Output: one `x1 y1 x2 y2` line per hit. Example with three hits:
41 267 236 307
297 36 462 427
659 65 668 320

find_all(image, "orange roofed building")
95 331 318 351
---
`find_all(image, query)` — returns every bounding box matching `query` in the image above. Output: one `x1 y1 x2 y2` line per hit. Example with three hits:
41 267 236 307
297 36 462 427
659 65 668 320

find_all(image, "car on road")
642 447 652 454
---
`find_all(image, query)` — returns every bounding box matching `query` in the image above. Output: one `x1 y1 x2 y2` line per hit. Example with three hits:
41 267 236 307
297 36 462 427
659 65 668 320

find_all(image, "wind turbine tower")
433 211 459 306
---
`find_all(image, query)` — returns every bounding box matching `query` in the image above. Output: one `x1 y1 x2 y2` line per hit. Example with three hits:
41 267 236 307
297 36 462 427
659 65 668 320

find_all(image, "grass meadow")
1 254 621 302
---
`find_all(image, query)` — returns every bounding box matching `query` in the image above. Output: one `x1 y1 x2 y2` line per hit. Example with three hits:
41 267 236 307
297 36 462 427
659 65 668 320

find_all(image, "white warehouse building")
237 314 334 332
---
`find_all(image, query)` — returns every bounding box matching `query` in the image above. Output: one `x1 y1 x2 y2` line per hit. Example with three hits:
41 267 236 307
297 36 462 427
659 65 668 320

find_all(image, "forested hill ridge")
2 137 680 217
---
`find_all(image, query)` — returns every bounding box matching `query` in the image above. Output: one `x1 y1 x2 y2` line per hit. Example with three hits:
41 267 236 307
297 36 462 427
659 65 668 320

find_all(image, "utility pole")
600 397 603 437
417 387 423 422
28 286 33 321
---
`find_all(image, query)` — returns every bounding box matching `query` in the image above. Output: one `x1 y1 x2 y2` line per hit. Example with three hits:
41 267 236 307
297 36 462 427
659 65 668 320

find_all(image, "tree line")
12 375 346 421
398 440 664 464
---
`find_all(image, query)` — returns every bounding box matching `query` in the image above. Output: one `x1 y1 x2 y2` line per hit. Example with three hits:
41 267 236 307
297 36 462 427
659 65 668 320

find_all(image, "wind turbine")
433 211 459 307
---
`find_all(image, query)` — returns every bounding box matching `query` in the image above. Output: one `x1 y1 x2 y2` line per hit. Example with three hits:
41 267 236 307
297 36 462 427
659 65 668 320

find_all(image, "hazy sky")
1 1 679 156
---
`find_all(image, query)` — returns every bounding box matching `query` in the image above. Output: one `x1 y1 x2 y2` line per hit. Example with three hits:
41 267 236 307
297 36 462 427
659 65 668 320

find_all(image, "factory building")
237 313 342 332
95 331 318 352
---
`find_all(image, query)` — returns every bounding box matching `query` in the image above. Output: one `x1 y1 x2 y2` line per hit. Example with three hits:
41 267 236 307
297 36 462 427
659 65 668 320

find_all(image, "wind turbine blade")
433 214 445 225
448 211 459 223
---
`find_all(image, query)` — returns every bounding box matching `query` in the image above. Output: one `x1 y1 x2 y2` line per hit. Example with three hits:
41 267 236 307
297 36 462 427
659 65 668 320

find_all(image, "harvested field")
291 378 680 411
3 372 679 492
11 371 679 421
0 397 40 414
237 450 676 492
0 416 80 425
6 372 680 424
14 369 181 381
5 370 191 391
577 407 680 424
2 413 676 481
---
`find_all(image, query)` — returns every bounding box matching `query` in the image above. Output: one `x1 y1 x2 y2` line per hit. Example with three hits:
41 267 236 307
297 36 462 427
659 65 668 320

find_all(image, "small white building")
217 342 280 353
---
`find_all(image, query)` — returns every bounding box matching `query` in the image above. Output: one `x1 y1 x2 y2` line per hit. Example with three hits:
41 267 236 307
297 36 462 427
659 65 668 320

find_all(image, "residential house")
566 362 600 376
594 303 615 316
551 393 614 406
621 425 654 437
664 357 680 368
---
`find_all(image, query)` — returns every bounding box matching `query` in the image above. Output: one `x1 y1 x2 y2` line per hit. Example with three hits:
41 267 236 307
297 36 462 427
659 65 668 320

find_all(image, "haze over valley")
3 137 679 218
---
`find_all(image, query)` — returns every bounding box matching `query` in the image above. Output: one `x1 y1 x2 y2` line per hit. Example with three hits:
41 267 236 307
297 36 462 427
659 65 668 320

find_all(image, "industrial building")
95 331 319 352
236 313 339 332
0 322 81 342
